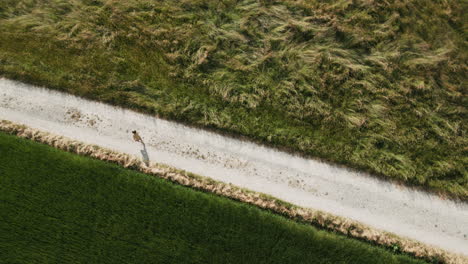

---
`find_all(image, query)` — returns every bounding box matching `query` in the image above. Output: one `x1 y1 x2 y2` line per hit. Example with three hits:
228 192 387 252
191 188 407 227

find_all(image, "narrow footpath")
1 78 467 255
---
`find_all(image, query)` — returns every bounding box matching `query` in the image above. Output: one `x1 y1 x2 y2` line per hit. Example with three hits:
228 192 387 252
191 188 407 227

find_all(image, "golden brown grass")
0 0 466 200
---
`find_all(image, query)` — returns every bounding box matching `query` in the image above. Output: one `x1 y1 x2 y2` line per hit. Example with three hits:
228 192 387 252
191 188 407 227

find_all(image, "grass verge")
0 131 432 264
0 0 466 199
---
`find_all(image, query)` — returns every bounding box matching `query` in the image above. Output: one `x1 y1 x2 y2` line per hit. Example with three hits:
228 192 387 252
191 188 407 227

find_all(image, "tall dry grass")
0 0 466 199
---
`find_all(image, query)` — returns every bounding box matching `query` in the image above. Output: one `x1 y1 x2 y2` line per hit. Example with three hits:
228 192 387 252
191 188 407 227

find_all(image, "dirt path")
1 78 467 255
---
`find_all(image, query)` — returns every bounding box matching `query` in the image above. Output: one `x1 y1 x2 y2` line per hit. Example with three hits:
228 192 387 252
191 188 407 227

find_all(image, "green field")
0 0 466 198
0 131 428 264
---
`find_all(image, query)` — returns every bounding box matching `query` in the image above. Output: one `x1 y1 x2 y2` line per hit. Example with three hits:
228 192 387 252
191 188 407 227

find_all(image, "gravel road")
1 78 467 255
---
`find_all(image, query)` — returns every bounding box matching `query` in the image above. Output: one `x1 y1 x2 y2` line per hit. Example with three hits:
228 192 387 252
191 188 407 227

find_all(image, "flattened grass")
0 132 428 264
0 0 466 199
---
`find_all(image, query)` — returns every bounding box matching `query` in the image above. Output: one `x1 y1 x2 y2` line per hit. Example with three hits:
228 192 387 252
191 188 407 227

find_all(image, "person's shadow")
139 141 150 166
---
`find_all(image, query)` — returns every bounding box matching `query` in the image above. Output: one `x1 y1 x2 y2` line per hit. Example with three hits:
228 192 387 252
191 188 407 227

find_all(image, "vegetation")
0 0 466 198
0 132 428 263
2 120 460 263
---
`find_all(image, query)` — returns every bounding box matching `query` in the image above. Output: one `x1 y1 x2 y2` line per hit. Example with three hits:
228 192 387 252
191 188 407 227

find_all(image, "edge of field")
1 119 466 264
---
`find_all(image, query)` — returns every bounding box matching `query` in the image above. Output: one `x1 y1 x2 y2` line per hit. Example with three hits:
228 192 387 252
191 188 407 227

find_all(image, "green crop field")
0 0 466 198
0 132 428 263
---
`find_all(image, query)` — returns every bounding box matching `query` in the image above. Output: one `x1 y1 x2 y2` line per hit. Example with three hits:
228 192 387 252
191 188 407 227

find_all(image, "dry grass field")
0 0 466 198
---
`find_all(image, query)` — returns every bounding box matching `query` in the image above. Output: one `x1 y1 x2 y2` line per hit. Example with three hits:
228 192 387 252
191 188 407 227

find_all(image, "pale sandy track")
1 78 467 255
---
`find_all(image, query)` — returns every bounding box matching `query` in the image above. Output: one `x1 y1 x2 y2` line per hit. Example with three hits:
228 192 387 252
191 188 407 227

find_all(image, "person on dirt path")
132 130 150 165
132 130 144 145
